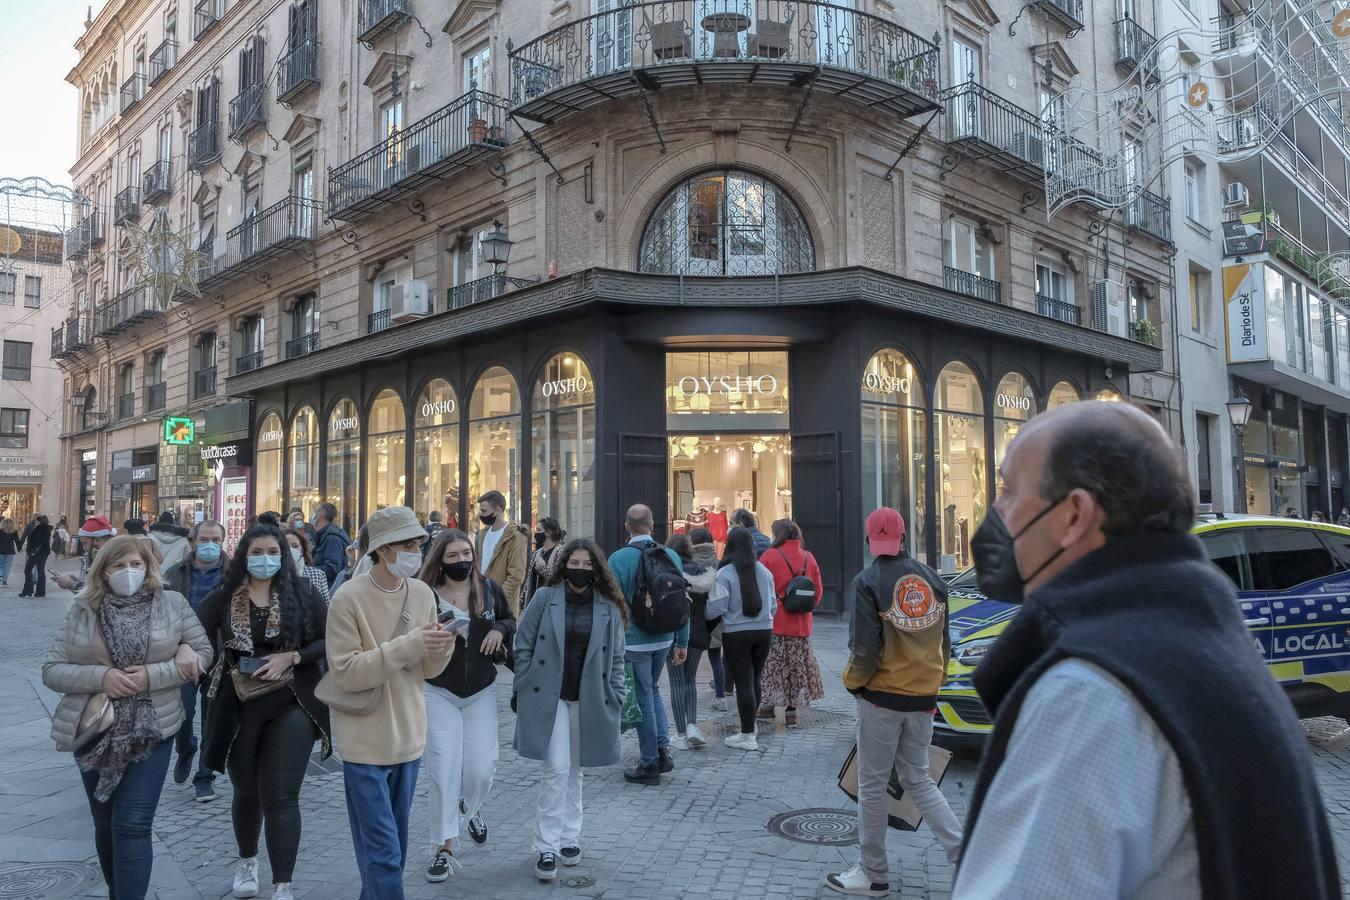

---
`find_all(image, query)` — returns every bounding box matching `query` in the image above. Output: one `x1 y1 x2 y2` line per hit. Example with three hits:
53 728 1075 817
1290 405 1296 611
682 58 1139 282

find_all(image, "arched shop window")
1095 385 1123 402
414 379 460 528
255 412 284 516
1047 380 1081 410
532 352 596 539
366 389 407 514
935 362 987 574
468 367 521 523
326 398 360 536
993 373 1036 492
860 348 928 565
637 169 815 276
287 405 320 517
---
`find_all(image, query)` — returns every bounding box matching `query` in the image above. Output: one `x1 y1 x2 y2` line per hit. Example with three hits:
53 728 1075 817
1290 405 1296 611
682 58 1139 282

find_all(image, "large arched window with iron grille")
638 170 815 276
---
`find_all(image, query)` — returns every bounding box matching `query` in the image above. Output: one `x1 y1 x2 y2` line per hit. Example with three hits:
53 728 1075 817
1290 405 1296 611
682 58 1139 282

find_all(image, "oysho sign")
420 398 457 417
862 371 912 396
996 392 1033 412
675 374 780 398
541 376 589 400
330 416 359 436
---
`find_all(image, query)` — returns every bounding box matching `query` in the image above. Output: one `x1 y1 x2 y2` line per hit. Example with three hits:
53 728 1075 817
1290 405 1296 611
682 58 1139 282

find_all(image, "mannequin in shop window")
685 506 708 533
707 499 729 554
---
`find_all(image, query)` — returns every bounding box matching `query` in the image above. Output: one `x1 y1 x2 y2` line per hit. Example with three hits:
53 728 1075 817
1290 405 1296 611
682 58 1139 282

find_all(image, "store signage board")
0 464 44 481
202 441 253 467
131 464 157 483
1224 264 1268 364
1222 220 1267 257
164 417 196 445
81 449 98 463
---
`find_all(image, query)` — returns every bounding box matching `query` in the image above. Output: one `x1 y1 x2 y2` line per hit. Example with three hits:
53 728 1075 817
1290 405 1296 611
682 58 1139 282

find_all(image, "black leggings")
721 629 772 734
227 689 316 884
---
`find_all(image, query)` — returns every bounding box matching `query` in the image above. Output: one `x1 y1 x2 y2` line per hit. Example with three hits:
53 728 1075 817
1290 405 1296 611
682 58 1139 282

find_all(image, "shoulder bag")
314 585 410 716
71 620 117 752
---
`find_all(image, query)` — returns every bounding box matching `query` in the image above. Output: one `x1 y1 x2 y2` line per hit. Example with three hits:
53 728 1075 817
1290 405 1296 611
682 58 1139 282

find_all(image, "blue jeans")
175 679 214 785
344 759 420 900
0 553 13 583
625 646 672 767
78 738 172 900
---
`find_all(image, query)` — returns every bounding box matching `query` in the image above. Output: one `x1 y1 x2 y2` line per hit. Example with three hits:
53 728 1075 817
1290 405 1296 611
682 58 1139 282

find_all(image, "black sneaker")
657 747 674 774
535 852 558 881
623 762 661 785
194 781 216 802
560 846 581 867
467 813 488 845
173 752 195 785
426 848 453 883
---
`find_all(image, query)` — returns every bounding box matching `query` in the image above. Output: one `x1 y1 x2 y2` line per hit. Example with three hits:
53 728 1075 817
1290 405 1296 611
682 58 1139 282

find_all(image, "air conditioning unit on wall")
1091 280 1128 338
1009 131 1044 164
389 280 430 322
1224 181 1251 208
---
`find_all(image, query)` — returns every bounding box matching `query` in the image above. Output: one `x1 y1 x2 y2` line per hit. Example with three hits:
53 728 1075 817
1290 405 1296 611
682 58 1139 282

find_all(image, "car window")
1249 527 1340 592
1314 529 1350 571
1198 529 1252 591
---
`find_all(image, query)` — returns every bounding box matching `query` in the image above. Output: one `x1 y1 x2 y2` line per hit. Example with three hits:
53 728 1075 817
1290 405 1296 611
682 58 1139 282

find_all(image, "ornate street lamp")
1227 388 1253 512
479 220 513 275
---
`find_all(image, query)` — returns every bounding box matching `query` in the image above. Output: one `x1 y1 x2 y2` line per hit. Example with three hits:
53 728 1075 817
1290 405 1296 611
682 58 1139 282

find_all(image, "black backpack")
775 548 818 614
631 542 690 633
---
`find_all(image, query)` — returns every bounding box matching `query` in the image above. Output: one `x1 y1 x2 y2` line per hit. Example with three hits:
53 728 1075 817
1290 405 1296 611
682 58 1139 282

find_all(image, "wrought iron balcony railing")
64 218 92 261
113 187 140 226
150 40 177 85
120 73 146 114
329 90 509 221
278 37 320 103
1028 0 1084 30
1126 189 1172 243
1115 15 1156 71
193 367 217 399
941 81 1051 184
447 274 539 310
509 1 941 125
86 212 106 249
189 120 221 171
50 327 64 360
215 196 321 279
95 284 166 337
358 0 411 45
1036 294 1082 325
194 0 222 40
235 351 264 374
943 266 1002 304
229 82 266 139
286 331 320 359
367 309 392 333
146 382 166 411
64 317 92 354
143 160 172 203
117 393 135 421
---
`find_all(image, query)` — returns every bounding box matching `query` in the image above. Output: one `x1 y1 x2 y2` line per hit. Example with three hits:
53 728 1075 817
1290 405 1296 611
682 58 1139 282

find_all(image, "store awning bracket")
511 115 564 184
631 74 667 154
884 108 942 181
784 68 820 153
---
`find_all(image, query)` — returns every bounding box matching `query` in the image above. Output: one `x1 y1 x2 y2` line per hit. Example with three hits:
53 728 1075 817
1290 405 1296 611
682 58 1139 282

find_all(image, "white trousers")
532 700 583 854
423 685 499 849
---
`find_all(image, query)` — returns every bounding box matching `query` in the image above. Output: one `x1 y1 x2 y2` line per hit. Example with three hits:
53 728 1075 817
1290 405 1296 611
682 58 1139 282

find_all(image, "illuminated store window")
935 362 986 574
414 379 460 529
287 405 320 517
532 353 596 538
256 411 283 517
1047 380 1081 410
366 389 408 513
993 372 1035 491
860 348 928 565
326 398 360 536
468 367 521 522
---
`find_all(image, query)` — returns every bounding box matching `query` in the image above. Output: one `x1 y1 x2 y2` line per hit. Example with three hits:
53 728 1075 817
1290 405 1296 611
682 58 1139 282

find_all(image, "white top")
953 659 1199 899
480 521 508 574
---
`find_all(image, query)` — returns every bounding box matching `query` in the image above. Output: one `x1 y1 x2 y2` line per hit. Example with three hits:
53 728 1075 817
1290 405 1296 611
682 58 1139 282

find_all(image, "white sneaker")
669 734 690 751
232 857 259 898
710 697 729 712
724 732 759 751
825 864 889 896
686 724 707 747
273 885 294 900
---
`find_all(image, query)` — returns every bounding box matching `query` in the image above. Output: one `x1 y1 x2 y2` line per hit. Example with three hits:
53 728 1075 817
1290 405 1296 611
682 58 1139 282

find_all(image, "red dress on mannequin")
707 509 729 543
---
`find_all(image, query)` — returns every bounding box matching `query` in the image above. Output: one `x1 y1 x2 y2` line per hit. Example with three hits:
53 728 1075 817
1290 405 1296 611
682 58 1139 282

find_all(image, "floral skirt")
760 634 824 708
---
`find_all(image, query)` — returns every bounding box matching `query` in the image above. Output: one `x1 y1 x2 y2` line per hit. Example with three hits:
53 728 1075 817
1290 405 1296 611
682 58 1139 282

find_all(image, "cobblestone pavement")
5 567 1350 899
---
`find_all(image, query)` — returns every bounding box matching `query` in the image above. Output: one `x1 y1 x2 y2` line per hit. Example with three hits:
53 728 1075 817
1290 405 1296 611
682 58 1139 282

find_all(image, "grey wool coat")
512 584 627 767
42 588 213 752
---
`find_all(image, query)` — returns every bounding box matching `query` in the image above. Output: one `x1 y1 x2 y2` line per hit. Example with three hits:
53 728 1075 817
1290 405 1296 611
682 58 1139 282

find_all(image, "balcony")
193 367 217 400
64 218 92 261
146 382 166 412
188 120 221 171
329 90 510 222
213 196 321 280
1115 15 1155 71
50 328 64 359
1027 0 1084 31
1036 294 1082 325
358 0 411 45
286 331 320 359
944 266 1002 304
235 350 264 374
120 73 146 114
94 284 166 337
113 187 141 226
62 318 92 356
447 274 539 310
1126 189 1172 244
1129 319 1159 346
229 82 266 139
143 160 172 203
941 81 1049 186
277 37 320 103
194 0 221 40
509 1 940 127
87 212 106 249
368 310 392 333
117 393 135 421
150 40 177 85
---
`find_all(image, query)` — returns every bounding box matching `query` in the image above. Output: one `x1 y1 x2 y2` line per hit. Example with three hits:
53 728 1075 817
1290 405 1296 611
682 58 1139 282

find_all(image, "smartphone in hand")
237 656 265 675
442 617 471 636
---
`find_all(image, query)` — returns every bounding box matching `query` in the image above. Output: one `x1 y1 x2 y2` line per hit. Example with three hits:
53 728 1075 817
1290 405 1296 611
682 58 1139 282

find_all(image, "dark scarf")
77 589 161 802
964 533 1340 900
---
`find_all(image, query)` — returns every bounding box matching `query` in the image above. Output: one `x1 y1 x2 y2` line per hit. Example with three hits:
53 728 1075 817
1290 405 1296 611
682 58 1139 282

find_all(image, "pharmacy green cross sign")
163 417 195 445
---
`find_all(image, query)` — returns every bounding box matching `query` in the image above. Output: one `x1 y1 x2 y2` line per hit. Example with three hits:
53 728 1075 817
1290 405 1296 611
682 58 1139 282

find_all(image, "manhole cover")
561 875 596 888
766 808 859 845
0 862 100 899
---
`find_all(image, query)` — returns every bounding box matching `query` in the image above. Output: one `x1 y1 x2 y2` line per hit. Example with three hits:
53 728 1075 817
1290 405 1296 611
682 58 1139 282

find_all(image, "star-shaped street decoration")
123 207 207 307
0 256 16 278
1187 81 1209 108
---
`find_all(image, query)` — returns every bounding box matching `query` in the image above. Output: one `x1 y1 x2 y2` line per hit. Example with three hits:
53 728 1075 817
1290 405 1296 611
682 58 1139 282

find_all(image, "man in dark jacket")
18 514 51 598
311 501 350 587
163 519 227 800
730 508 771 557
953 401 1339 899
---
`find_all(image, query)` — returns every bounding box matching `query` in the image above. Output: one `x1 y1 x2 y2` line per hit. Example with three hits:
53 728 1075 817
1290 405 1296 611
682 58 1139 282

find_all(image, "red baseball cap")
866 508 905 556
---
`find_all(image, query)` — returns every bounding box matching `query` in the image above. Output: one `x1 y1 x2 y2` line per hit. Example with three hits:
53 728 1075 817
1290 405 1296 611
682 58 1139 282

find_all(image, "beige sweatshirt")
326 572 454 765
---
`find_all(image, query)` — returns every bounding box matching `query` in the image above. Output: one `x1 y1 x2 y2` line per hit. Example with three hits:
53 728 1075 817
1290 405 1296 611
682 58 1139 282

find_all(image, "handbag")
314 585 410 716
229 661 293 702
836 741 953 831
71 626 118 752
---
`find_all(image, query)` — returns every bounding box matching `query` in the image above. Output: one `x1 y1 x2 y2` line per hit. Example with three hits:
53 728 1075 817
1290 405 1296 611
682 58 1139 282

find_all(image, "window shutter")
210 76 219 118
253 36 266 88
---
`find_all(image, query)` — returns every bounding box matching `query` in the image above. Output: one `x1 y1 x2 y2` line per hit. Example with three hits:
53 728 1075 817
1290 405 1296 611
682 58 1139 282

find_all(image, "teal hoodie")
608 536 691 650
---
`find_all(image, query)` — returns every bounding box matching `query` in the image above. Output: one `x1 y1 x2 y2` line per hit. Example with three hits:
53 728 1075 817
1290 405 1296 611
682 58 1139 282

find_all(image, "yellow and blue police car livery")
935 515 1350 742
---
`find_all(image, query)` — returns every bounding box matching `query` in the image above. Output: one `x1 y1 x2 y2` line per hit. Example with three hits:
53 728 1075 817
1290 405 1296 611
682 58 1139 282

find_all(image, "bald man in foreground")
953 402 1338 899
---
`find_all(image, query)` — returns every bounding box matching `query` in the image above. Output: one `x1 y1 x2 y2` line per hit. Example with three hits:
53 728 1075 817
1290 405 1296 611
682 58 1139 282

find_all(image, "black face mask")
564 568 594 590
479 514 497 527
442 561 474 582
969 499 1066 603
534 533 546 550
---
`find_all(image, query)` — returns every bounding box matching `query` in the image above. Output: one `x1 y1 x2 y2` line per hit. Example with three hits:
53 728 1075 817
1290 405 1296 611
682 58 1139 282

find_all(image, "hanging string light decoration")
123 206 208 307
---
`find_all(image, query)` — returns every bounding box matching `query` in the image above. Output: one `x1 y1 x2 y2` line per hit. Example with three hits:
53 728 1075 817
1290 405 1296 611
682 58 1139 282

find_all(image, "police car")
936 515 1350 745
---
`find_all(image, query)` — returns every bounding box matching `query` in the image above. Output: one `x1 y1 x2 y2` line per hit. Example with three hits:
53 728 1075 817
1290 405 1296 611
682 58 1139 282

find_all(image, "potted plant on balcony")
1132 318 1158 345
468 102 489 143
487 123 505 144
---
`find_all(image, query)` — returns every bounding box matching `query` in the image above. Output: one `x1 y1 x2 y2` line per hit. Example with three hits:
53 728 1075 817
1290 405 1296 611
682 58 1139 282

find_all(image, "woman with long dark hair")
664 529 718 750
513 538 628 882
196 523 330 900
521 517 566 611
416 528 516 882
707 527 777 751
758 519 824 727
283 526 331 603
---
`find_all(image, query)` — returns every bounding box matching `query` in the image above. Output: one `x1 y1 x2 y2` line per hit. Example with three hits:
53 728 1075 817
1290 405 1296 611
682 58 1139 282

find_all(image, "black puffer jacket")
683 542 721 651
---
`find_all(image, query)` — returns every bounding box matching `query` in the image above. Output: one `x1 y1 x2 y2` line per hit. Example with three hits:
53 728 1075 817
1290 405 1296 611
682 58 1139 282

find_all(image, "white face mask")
290 548 304 566
391 550 422 579
107 567 146 597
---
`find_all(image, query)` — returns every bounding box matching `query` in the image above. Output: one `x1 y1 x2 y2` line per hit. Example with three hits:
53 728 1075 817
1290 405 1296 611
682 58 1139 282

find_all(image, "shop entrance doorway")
669 433 791 547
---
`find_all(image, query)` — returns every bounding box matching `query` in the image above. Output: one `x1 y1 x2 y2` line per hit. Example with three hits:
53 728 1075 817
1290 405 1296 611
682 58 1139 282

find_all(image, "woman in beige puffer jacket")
42 535 212 900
